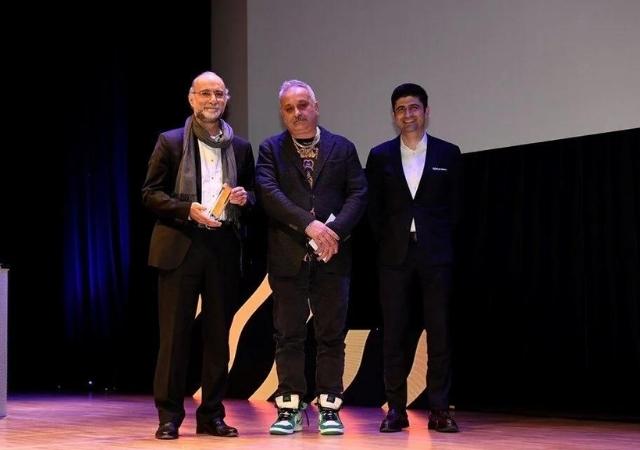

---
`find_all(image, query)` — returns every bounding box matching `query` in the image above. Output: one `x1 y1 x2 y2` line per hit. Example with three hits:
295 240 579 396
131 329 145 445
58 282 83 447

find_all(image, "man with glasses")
256 80 367 436
366 83 462 433
143 71 255 440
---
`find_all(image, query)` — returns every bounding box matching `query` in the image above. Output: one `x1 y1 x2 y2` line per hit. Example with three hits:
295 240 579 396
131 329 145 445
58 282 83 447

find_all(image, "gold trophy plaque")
210 185 232 219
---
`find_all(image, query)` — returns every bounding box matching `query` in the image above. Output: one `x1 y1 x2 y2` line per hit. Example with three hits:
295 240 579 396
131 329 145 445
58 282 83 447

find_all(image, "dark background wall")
452 129 640 418
1 2 214 393
1 2 638 420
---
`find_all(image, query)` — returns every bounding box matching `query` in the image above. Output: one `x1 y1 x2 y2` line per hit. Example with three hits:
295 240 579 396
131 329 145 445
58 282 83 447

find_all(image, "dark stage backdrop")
1 3 637 420
452 128 640 418
1 2 214 393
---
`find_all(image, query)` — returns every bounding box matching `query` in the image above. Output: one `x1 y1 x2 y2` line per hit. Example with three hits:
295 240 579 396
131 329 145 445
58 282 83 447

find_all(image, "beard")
196 108 222 124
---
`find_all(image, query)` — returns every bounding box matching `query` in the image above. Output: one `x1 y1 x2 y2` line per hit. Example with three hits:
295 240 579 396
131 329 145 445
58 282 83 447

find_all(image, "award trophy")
209 184 232 219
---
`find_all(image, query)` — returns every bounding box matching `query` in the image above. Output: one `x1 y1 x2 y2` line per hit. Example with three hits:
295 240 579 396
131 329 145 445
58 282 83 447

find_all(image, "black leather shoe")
196 418 239 437
155 421 179 439
380 408 410 432
428 410 459 433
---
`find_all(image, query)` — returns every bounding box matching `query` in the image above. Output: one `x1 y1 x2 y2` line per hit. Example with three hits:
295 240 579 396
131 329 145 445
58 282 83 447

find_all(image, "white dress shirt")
198 140 226 220
400 133 428 232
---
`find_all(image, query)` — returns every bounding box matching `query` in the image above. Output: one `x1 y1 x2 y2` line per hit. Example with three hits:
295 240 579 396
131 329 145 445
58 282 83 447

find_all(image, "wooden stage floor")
0 395 638 449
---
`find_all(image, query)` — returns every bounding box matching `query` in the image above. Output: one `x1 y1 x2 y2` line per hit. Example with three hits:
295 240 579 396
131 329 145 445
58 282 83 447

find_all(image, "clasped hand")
305 220 340 262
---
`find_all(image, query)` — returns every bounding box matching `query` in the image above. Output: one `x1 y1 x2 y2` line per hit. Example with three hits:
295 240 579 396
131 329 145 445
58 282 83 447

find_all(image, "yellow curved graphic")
194 275 272 401
194 275 273 369
228 275 272 370
407 330 428 407
343 330 370 389
249 361 278 401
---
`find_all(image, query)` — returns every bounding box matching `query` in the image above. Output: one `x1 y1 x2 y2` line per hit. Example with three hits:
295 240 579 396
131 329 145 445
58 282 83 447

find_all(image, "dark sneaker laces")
319 408 339 421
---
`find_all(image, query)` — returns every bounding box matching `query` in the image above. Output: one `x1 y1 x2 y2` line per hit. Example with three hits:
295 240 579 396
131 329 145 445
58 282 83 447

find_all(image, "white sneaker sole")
320 428 344 435
269 423 302 435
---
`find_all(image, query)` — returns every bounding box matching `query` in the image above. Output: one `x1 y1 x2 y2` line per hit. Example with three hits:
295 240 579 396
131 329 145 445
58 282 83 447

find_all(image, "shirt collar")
400 132 428 153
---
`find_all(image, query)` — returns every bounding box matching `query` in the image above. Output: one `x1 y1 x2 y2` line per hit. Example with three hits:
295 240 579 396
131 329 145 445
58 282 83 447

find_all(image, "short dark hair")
391 83 428 110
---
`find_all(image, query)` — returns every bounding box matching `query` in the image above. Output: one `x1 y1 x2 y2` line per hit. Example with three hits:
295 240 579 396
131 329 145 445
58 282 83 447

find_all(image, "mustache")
293 116 306 123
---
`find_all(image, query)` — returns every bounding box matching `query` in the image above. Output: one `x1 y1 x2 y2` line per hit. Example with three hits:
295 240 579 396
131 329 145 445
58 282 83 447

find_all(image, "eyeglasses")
193 89 227 100
394 104 423 115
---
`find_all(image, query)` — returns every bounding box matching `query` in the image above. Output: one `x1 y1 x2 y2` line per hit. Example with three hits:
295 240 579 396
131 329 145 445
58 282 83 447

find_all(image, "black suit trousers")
153 227 239 425
379 240 452 410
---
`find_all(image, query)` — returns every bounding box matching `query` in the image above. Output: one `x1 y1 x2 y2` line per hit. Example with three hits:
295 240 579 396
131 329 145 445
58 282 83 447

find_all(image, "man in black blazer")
367 83 461 433
142 71 255 440
256 80 367 435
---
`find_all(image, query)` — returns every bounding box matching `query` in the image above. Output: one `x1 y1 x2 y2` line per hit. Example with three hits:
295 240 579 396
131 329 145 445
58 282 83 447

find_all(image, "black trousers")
154 227 239 425
379 240 453 411
268 260 349 399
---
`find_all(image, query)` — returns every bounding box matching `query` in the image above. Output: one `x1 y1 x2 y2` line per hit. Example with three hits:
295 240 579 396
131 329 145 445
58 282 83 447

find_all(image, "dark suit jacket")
366 134 462 267
142 127 255 270
256 127 367 277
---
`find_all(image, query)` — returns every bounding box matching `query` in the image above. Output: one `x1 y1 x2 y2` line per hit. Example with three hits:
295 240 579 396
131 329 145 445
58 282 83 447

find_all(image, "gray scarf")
175 115 239 224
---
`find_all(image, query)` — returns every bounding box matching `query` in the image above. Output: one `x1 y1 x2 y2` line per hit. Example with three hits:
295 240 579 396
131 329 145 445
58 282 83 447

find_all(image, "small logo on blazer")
432 167 448 171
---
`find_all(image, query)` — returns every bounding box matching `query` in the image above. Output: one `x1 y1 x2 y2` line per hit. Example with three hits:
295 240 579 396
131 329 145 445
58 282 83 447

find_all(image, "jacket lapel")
415 133 435 198
281 132 307 181
313 127 334 183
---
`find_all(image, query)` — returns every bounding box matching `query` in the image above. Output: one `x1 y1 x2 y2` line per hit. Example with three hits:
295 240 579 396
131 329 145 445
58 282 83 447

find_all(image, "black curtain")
453 128 640 417
2 2 213 392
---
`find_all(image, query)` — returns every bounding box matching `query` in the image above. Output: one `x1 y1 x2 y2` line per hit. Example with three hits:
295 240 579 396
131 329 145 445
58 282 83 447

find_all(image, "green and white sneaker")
269 394 304 435
317 394 344 435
